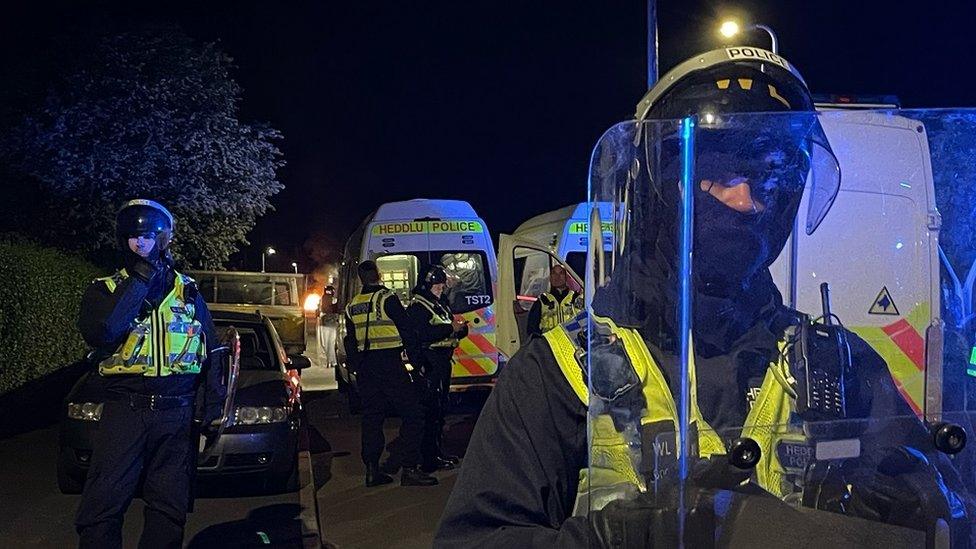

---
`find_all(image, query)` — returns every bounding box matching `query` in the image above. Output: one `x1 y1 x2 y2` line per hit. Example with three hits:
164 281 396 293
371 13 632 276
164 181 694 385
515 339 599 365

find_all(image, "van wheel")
57 450 85 494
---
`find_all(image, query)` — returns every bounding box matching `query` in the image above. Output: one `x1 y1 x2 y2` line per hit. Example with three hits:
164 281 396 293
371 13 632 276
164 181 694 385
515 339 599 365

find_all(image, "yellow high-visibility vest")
411 294 457 349
543 317 796 514
346 288 403 351
97 270 207 377
539 290 583 332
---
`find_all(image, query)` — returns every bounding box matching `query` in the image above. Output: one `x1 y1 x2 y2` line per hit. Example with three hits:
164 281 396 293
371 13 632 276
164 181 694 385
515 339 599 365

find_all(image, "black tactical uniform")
406 281 468 471
74 200 224 549
343 260 437 487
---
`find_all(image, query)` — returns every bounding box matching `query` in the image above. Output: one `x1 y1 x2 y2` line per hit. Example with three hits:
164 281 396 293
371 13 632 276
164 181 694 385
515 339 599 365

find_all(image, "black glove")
846 446 967 532
126 254 160 283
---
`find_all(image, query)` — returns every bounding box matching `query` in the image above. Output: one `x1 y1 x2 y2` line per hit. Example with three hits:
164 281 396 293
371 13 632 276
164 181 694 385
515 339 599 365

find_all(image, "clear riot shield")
585 110 976 548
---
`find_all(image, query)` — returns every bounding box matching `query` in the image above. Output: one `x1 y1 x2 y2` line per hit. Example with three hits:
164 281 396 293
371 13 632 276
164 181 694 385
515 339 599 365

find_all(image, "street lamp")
291 262 298 274
262 246 276 273
719 19 779 54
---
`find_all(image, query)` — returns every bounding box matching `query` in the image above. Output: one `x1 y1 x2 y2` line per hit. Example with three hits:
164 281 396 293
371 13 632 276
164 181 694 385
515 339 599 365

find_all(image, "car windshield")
215 323 278 371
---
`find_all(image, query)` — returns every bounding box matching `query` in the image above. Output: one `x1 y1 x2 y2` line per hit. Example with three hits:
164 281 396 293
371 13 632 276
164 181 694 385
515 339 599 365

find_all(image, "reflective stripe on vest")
98 270 206 377
346 289 403 351
539 291 583 333
411 294 457 349
544 321 796 512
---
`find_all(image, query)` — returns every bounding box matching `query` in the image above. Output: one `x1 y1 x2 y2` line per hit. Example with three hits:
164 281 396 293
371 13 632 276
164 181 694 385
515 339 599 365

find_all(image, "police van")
335 199 500 399
511 202 614 278
497 110 942 416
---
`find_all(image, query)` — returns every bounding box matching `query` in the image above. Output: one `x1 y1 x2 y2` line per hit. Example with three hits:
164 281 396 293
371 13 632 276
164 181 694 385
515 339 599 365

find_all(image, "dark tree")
4 28 284 268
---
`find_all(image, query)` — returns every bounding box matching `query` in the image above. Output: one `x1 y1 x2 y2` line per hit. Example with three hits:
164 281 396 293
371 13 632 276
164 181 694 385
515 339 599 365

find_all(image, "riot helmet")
640 48 838 299
421 264 448 288
116 199 175 253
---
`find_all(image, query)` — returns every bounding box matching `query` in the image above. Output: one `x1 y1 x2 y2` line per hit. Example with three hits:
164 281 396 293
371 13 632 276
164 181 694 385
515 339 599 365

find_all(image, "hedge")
0 235 102 395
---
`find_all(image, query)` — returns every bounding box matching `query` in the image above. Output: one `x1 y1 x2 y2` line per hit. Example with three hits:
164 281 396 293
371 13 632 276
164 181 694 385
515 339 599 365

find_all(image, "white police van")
335 199 500 402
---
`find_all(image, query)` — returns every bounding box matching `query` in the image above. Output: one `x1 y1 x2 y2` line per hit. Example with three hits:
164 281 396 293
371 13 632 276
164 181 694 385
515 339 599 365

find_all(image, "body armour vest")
98 269 206 377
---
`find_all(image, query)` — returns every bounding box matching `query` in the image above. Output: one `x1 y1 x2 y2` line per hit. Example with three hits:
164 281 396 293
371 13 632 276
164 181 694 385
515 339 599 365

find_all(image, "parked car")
57 311 311 494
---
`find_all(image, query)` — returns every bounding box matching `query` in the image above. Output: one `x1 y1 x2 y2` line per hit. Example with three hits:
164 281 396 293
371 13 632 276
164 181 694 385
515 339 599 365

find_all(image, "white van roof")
373 199 480 221
514 204 578 234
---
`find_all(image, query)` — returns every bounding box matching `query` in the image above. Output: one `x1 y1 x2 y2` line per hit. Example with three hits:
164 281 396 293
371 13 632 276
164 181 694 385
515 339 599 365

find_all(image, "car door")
496 234 583 360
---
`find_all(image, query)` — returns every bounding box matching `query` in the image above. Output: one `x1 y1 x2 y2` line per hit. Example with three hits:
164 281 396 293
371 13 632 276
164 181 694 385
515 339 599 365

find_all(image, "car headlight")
67 402 103 422
233 406 290 425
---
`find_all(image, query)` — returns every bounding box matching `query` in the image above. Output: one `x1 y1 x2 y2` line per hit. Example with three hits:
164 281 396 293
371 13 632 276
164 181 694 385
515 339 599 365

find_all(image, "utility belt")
108 391 195 411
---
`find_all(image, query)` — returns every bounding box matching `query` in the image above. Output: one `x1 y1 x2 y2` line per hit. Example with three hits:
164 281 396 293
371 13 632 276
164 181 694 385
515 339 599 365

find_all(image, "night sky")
3 0 975 272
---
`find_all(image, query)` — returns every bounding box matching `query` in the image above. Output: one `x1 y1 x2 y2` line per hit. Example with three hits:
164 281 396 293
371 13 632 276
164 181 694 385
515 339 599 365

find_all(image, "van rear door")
770 112 940 416
497 234 584 359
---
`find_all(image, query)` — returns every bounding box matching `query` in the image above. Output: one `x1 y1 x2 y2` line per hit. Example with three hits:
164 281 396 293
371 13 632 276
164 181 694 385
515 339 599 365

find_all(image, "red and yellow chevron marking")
451 307 499 379
849 302 930 417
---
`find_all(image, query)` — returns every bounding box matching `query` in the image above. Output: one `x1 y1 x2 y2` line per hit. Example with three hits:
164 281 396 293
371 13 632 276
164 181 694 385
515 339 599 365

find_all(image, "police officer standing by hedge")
75 199 226 549
527 264 582 336
343 260 437 487
406 265 468 472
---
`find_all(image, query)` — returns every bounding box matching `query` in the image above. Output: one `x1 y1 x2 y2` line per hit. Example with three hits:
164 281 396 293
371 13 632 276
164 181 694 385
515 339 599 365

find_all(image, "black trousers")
358 349 423 467
76 398 194 549
420 348 454 464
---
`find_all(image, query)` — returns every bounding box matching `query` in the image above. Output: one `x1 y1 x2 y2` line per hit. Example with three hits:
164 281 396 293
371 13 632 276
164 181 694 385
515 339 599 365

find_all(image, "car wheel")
57 449 85 494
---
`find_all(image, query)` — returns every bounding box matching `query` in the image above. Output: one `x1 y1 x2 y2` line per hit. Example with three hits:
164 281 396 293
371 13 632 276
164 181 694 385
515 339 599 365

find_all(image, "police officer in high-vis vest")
406 265 468 472
528 264 583 336
343 260 438 487
75 199 226 549
436 49 974 548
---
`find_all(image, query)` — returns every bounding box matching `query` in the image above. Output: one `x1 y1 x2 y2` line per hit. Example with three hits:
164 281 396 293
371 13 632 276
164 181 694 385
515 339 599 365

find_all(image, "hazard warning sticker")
868 286 900 315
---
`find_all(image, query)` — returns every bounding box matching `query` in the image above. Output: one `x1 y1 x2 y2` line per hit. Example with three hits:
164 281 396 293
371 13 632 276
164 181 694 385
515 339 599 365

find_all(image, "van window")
565 251 612 284
369 251 493 314
212 275 298 306
375 255 420 303
439 252 492 313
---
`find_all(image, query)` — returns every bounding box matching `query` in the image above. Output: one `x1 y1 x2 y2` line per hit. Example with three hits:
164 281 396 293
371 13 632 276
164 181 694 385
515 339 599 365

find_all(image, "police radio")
791 283 853 421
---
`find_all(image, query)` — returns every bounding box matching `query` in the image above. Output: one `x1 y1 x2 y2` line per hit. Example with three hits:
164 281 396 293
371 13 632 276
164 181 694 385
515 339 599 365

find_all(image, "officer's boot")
400 466 438 487
435 430 460 466
380 451 402 475
365 463 394 487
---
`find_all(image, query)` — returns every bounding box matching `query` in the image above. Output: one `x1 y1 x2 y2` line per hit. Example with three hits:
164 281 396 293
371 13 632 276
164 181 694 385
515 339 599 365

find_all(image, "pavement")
0 330 488 548
304 390 488 549
0 424 305 547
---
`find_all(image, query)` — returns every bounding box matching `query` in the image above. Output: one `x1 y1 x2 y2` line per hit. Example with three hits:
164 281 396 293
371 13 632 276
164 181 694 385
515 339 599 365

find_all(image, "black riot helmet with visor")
116 199 175 253
635 47 841 239
421 264 449 288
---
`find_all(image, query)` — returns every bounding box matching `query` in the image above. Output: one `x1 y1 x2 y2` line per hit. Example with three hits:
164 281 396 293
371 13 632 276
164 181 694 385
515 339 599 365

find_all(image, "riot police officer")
343 260 437 487
527 264 583 336
406 265 468 472
75 199 226 549
435 49 973 547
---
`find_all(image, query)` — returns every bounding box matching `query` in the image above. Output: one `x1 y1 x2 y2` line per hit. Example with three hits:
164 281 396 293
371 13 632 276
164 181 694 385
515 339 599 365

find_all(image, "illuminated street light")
262 246 276 272
291 262 298 274
718 19 779 54
719 20 740 38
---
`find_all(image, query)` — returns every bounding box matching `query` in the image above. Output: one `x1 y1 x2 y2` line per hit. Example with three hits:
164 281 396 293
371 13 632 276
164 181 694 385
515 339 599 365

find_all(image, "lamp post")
719 19 779 54
291 262 298 274
262 246 276 273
